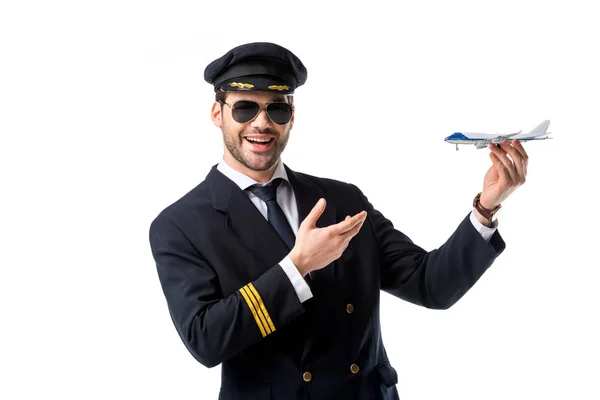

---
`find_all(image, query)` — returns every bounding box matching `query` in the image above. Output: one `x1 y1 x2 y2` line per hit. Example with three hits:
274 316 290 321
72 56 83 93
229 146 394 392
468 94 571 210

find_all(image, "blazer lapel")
206 165 290 274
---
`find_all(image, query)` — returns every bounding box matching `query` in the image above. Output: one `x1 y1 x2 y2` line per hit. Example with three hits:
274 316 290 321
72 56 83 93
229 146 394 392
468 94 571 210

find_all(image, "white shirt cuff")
279 255 313 303
469 210 498 242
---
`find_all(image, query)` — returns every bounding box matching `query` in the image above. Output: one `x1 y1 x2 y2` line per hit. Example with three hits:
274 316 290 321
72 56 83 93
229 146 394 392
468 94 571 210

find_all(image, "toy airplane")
445 120 552 150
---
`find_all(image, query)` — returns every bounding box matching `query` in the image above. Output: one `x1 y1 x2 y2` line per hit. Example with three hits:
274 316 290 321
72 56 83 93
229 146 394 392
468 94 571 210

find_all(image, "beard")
222 122 290 172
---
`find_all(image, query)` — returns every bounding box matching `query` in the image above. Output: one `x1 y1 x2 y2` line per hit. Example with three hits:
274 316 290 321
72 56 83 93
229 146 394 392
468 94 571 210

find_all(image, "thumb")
303 198 326 228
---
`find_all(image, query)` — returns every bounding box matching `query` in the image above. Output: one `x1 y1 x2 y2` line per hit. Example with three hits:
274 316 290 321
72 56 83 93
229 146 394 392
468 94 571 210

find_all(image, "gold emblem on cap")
229 82 255 89
268 85 289 91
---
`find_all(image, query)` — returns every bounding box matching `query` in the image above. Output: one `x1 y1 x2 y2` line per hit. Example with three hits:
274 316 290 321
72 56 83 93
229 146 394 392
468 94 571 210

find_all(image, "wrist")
473 192 501 226
473 207 495 228
479 197 499 210
289 249 309 277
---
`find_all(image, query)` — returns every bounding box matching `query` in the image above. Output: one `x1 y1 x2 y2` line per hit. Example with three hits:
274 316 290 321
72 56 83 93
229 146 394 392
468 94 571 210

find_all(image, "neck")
223 152 279 183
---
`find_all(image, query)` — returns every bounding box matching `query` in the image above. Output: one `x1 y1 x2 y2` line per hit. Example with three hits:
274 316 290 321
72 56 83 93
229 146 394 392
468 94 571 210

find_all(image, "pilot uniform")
148 42 505 400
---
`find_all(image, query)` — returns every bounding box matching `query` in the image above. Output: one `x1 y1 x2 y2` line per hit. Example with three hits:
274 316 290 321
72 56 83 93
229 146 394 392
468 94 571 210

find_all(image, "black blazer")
149 164 505 400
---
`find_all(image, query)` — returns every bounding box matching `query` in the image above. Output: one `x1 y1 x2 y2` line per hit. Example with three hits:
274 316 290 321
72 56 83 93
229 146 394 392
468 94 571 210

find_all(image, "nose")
250 108 272 129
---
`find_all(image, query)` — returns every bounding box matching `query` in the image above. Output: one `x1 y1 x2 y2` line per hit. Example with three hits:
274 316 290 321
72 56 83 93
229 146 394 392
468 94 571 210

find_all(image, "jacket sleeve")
149 215 305 368
350 184 505 309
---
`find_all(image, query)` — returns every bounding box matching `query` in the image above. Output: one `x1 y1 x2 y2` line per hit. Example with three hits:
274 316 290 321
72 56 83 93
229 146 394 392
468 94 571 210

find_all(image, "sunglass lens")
231 101 260 123
267 103 293 125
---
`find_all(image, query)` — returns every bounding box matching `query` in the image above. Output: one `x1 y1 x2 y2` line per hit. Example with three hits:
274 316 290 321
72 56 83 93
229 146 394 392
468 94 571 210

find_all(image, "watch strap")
473 192 501 221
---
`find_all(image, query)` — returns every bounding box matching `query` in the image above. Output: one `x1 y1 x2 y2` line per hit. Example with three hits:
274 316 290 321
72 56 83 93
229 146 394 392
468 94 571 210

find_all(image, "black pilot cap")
204 42 307 95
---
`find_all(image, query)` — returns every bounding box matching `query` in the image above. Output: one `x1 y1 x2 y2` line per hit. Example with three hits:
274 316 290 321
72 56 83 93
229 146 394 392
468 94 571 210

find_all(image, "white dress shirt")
217 158 497 303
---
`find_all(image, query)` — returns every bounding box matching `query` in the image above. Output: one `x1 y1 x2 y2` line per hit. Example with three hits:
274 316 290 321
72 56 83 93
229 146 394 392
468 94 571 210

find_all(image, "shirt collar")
217 158 290 191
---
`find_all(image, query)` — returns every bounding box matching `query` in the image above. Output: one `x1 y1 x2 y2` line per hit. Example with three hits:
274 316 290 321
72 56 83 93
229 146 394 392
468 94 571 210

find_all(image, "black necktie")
247 178 296 251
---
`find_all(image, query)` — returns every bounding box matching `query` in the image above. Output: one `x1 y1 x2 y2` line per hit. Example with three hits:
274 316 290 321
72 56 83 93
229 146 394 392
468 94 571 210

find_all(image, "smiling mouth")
245 137 274 143
245 137 275 150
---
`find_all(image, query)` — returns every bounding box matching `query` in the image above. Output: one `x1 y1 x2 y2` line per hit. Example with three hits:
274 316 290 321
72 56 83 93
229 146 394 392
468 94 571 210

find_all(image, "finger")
512 139 529 176
340 216 366 241
490 143 518 185
489 151 511 184
512 139 528 160
501 141 526 184
303 198 327 228
338 212 366 235
331 211 366 235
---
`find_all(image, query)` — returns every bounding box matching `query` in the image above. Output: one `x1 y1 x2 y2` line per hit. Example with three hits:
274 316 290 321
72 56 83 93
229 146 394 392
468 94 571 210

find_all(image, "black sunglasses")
219 100 293 125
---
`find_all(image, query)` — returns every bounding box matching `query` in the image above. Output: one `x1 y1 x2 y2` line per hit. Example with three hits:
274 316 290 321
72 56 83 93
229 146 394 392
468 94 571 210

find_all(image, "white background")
1 0 599 399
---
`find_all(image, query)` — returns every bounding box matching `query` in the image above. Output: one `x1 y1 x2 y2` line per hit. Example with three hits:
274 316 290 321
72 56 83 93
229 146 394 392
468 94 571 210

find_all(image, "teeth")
247 138 271 143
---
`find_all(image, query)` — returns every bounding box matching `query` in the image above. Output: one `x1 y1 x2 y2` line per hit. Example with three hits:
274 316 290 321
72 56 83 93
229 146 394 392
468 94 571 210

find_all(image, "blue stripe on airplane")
444 133 476 141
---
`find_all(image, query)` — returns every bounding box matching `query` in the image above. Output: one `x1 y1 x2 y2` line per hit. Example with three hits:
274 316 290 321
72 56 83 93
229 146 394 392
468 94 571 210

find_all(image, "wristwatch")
473 192 501 224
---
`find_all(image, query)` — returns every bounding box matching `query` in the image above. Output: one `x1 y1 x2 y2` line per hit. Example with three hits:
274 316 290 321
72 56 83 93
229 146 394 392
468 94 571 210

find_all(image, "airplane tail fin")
516 120 551 139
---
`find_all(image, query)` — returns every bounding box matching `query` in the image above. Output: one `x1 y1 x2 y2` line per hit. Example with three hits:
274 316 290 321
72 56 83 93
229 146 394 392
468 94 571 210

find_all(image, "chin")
247 161 275 172
244 156 278 172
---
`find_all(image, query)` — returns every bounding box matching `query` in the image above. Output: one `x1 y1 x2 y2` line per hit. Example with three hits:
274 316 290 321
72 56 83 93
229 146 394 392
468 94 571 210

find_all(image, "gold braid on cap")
229 82 255 89
268 85 289 91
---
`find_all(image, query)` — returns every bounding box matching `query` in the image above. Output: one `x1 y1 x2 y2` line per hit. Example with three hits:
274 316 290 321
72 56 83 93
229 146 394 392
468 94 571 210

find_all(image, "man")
149 42 528 400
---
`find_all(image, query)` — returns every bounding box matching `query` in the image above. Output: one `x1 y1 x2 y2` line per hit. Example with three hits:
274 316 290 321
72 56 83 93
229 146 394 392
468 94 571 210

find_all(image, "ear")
211 101 222 128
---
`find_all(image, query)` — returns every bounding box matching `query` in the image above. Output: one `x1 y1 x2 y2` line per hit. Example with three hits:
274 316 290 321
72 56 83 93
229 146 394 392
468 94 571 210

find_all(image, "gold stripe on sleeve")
239 285 267 337
247 283 276 333
241 285 272 335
